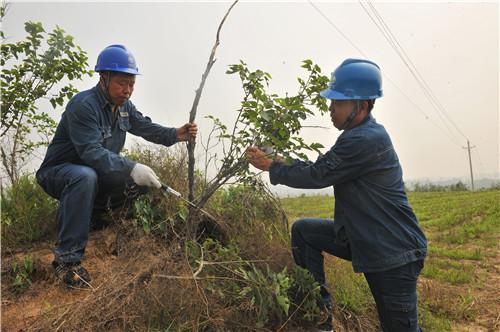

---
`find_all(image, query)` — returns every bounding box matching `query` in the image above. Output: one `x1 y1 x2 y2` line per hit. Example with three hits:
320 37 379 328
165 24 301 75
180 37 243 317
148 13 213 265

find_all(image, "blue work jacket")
269 115 427 273
38 84 177 178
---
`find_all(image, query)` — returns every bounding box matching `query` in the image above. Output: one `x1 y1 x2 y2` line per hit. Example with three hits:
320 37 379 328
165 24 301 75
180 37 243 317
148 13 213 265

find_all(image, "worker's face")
101 73 136 106
329 100 357 130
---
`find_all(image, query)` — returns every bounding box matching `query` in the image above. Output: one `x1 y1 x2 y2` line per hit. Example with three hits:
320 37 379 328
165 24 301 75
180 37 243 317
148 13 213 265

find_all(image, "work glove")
130 163 161 188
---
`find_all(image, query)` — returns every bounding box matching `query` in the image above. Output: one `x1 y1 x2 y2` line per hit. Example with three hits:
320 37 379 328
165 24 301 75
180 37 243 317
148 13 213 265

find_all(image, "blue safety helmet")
320 58 382 100
95 44 140 75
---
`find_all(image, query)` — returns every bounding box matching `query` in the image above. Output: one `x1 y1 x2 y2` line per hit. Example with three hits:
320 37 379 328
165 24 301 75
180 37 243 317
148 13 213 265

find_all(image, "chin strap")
101 72 115 107
341 100 361 130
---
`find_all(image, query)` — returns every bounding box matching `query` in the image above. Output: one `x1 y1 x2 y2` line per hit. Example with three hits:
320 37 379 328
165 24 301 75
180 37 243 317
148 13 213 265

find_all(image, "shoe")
90 212 112 231
313 301 333 332
52 261 91 288
313 313 333 331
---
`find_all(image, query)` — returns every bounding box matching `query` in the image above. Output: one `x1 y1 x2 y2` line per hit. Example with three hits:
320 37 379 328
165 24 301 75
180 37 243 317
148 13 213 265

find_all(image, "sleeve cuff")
269 161 284 185
164 127 178 146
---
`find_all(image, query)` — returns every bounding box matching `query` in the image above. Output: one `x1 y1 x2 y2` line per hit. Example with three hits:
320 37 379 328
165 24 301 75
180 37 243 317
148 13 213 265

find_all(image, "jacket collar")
346 113 374 131
93 84 112 110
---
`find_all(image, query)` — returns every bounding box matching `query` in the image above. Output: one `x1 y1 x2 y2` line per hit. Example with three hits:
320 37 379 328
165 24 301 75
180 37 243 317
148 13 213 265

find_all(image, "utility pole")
463 140 476 191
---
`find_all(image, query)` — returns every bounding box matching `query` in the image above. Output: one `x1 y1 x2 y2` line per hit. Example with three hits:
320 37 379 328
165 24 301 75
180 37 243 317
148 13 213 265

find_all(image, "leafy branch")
195 60 330 211
0 20 92 184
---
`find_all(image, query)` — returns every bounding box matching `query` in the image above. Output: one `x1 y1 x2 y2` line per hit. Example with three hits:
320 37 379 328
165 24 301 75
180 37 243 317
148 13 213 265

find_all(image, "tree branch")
186 0 239 238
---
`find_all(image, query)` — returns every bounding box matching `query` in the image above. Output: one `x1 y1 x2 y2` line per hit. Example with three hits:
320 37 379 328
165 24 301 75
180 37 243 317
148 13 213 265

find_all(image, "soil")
2 228 119 332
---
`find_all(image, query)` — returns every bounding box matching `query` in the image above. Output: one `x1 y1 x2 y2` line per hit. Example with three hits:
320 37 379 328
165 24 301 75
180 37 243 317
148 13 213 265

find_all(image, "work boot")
90 211 113 231
52 261 91 288
313 300 333 332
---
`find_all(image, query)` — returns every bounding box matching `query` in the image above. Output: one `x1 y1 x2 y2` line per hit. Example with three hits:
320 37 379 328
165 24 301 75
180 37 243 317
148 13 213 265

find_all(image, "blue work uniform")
36 84 177 263
269 114 427 331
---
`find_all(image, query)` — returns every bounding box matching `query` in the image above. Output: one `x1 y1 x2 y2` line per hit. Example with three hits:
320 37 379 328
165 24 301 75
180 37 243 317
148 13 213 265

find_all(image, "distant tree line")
409 181 469 192
407 181 500 192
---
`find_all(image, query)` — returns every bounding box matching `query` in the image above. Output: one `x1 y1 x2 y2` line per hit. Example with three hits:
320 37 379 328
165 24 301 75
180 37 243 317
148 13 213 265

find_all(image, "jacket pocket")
118 117 131 132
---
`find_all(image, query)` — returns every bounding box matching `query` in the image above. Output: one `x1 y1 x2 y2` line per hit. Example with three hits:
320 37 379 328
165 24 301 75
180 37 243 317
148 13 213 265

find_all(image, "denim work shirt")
38 84 177 178
269 115 427 273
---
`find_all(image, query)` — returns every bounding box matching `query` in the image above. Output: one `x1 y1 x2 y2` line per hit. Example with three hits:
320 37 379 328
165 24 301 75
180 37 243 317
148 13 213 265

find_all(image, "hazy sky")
3 1 499 187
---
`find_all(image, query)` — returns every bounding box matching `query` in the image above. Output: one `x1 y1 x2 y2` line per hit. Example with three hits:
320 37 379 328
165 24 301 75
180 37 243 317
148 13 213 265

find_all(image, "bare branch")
186 0 239 238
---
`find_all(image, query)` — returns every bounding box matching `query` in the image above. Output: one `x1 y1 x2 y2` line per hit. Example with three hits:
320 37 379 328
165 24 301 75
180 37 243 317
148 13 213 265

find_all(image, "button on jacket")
269 115 427 273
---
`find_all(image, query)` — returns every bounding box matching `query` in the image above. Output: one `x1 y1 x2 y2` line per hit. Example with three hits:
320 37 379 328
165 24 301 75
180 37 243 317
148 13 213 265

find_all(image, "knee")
72 166 98 189
291 219 308 240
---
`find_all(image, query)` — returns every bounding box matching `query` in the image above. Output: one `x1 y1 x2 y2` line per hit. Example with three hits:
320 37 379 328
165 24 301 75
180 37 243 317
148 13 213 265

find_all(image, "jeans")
36 163 146 263
291 218 423 332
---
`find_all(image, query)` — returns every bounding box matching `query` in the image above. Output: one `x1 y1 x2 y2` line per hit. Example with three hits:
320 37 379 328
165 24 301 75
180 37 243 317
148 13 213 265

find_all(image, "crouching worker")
246 59 427 332
36 45 198 288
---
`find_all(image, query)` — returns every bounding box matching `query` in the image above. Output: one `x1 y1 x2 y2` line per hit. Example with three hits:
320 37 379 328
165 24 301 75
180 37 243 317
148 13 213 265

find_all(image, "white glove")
130 163 161 188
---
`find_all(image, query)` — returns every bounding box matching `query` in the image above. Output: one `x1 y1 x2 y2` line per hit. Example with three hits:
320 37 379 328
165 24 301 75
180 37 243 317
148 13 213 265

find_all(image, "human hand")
130 163 161 188
245 146 273 171
176 123 198 142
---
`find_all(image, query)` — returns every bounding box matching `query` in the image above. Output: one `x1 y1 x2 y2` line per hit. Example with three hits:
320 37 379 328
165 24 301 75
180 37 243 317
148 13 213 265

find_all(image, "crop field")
280 190 500 331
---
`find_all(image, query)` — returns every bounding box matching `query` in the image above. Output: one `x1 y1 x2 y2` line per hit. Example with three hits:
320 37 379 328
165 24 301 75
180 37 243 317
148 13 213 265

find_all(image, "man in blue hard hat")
36 44 198 288
246 59 427 332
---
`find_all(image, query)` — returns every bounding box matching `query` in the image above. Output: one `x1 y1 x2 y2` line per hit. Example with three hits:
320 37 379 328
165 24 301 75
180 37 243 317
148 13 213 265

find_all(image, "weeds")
238 264 291 326
1 174 58 248
10 255 34 294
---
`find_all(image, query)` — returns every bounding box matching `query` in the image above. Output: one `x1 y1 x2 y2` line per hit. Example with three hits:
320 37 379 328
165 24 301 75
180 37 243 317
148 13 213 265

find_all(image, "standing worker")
246 58 427 332
36 44 198 288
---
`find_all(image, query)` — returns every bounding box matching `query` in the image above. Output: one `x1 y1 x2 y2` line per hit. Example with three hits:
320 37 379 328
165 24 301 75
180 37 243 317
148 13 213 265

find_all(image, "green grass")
280 194 334 220
326 259 373 313
428 246 482 260
421 259 474 284
280 190 500 331
420 304 452 332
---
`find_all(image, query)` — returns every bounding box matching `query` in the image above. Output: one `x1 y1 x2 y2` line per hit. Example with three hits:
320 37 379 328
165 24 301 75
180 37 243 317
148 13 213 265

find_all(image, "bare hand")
245 146 273 171
176 123 198 142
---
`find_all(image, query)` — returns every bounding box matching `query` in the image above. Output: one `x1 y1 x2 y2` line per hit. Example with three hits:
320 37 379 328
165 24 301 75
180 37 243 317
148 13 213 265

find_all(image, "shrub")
1 174 58 249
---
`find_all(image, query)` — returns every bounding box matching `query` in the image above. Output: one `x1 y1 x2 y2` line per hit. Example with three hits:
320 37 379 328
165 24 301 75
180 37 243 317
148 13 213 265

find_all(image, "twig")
185 243 210 318
192 246 205 278
152 274 243 282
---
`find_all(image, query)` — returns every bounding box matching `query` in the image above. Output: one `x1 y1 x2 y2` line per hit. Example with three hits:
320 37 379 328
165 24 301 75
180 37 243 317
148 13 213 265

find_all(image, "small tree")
1 16 92 184
195 60 330 211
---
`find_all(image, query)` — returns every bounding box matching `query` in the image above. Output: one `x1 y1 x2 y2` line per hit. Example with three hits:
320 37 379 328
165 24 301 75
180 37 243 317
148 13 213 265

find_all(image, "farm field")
280 190 500 331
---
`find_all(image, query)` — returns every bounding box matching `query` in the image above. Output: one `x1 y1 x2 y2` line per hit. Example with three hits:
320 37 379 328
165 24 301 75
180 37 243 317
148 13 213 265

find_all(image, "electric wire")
361 0 469 142
308 0 463 147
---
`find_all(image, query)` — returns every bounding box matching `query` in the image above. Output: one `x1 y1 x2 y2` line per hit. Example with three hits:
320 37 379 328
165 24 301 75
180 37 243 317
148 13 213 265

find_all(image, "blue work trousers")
36 163 144 263
291 218 424 332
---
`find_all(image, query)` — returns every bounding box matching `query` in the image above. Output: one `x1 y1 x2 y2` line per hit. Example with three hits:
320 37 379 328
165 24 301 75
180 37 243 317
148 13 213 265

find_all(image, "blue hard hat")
320 59 382 100
95 44 140 75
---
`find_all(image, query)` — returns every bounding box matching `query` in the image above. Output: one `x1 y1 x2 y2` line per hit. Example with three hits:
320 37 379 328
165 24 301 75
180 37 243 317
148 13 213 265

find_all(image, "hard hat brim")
95 67 140 75
320 88 383 100
320 88 352 100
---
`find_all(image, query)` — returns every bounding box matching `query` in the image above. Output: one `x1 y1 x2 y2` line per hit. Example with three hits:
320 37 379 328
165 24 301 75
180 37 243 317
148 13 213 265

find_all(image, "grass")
428 246 482 260
326 259 373 313
420 258 474 284
280 189 500 331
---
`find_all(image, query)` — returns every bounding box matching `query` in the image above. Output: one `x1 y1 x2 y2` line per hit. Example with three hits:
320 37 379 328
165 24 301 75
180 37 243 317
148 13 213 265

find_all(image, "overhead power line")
307 0 463 147
359 0 469 142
